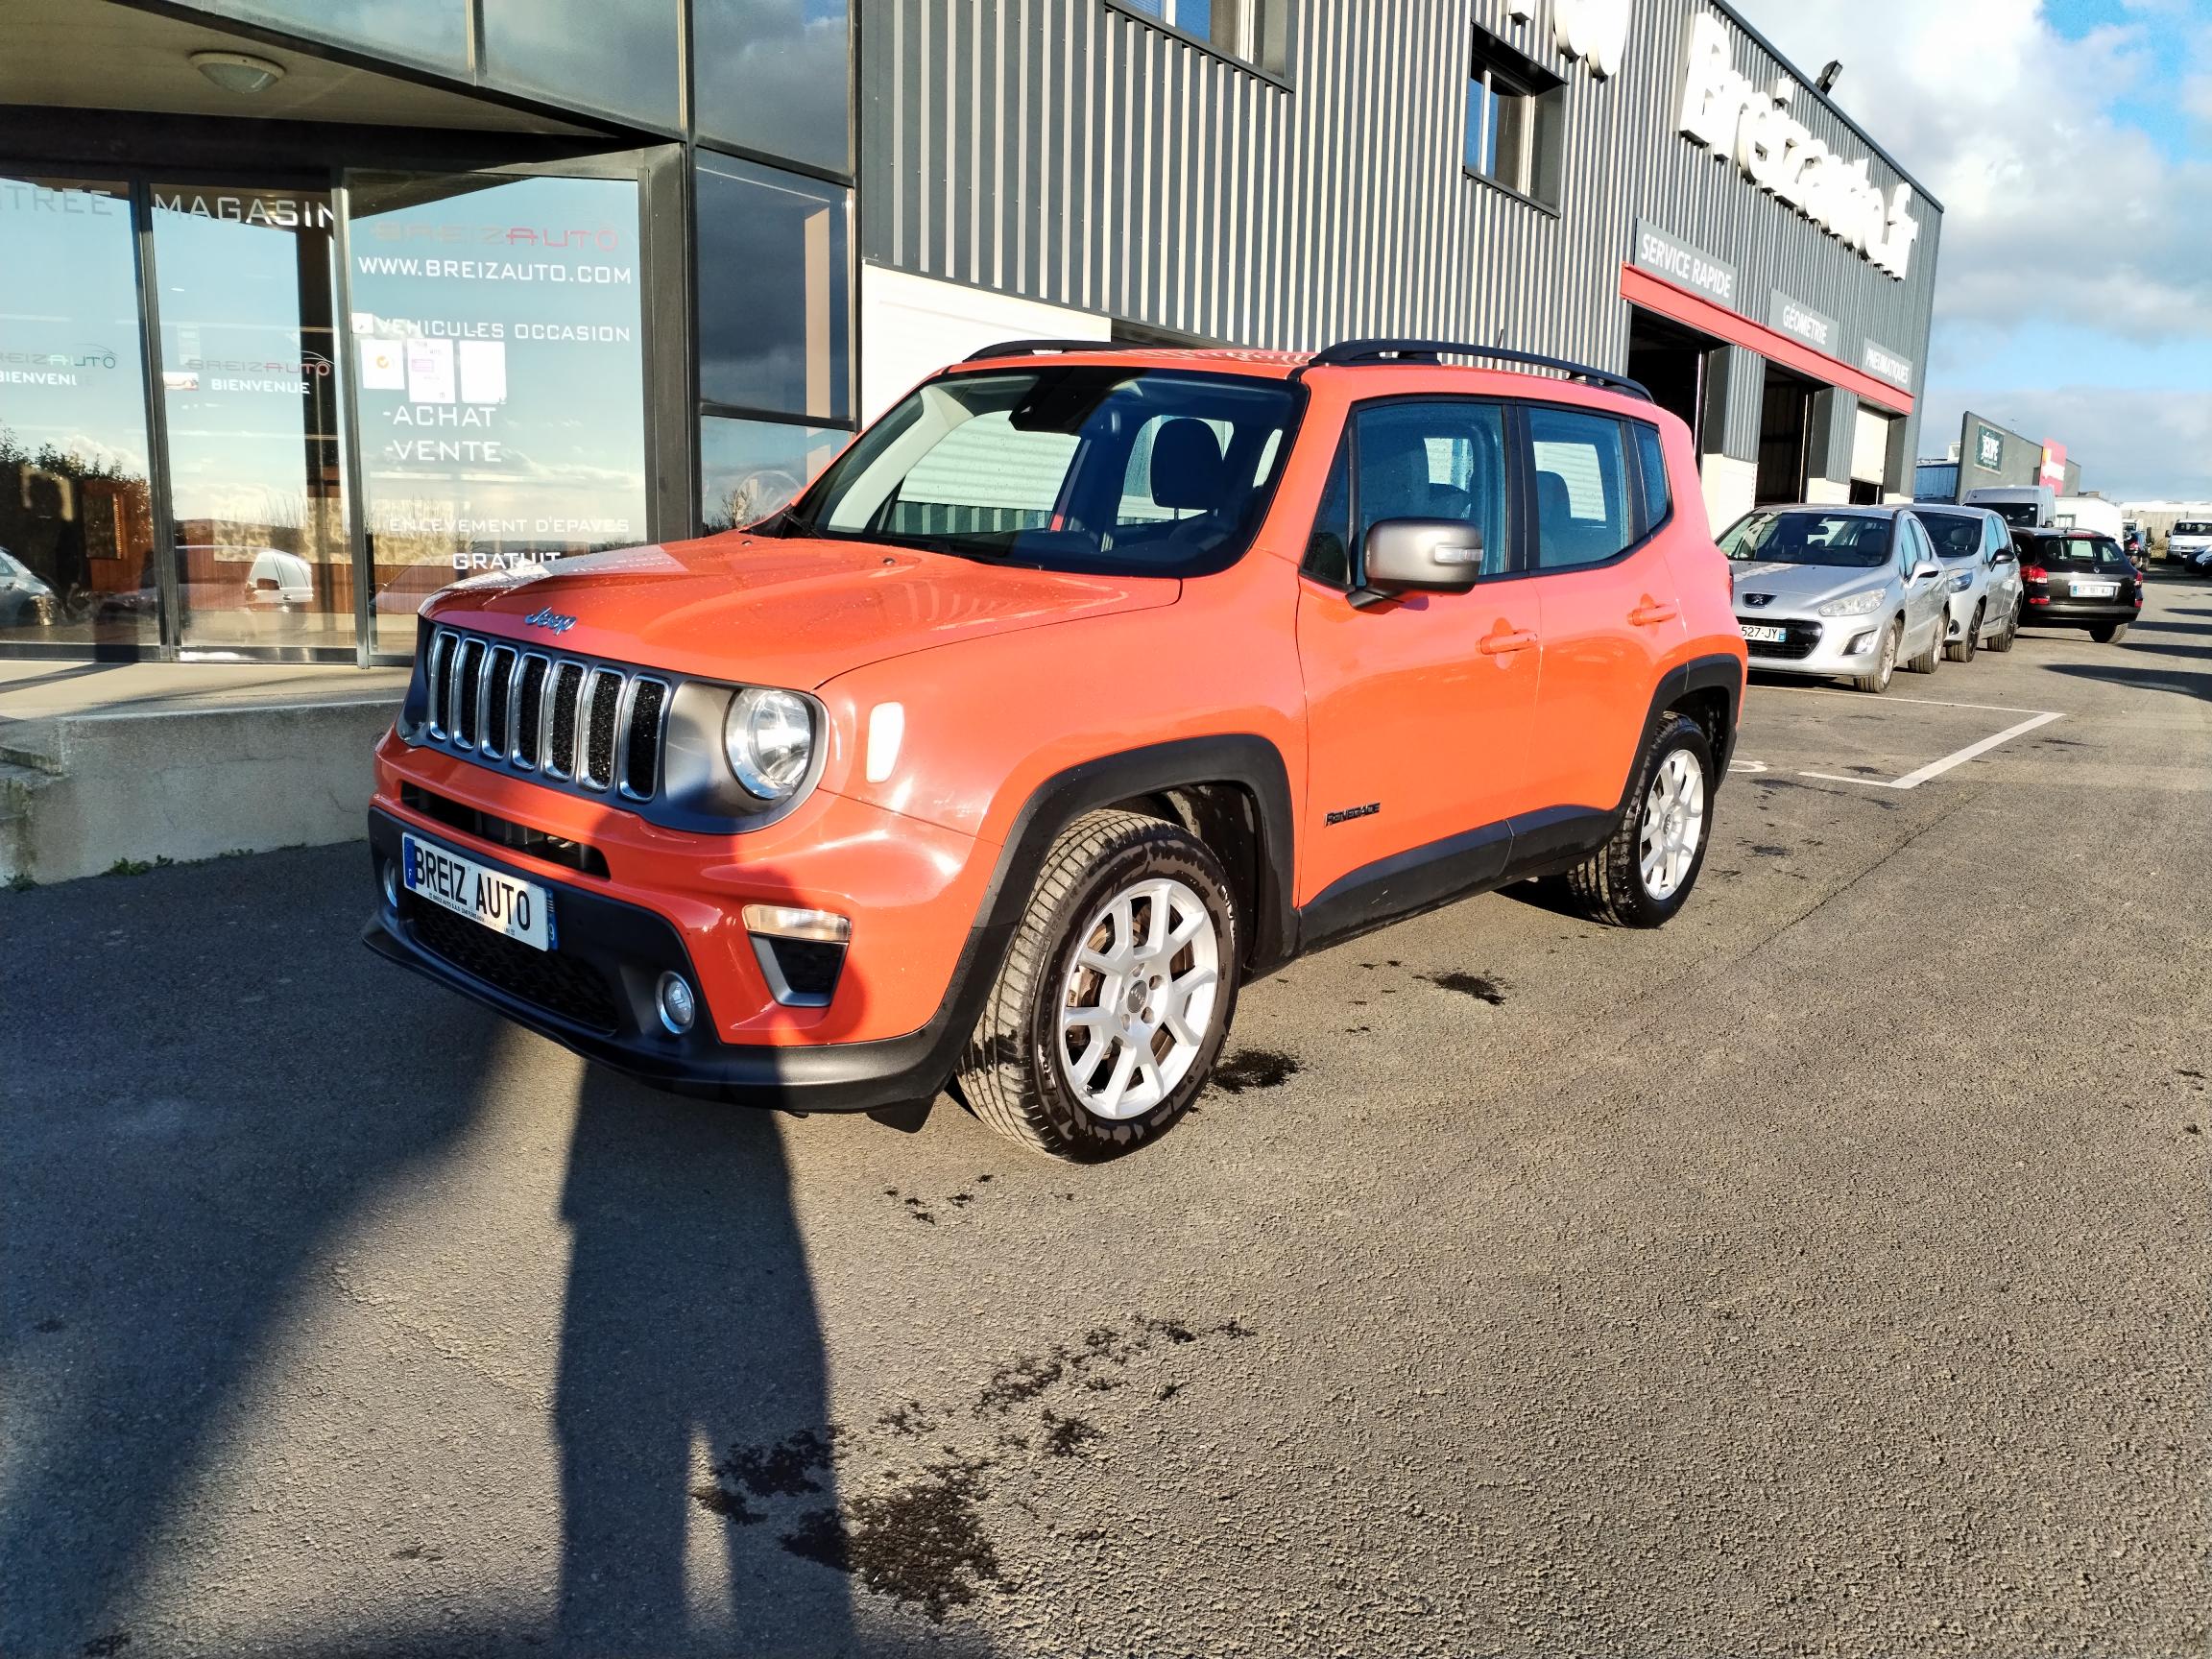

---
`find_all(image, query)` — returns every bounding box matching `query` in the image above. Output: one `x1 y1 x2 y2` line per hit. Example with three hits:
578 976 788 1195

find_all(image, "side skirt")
1291 805 1619 955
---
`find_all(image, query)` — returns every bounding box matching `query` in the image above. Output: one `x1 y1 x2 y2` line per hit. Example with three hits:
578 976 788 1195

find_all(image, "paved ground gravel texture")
4 580 2208 1658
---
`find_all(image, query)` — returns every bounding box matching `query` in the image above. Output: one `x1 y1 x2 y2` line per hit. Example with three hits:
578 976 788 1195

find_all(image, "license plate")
402 832 554 951
1740 624 1789 643
2071 581 2117 598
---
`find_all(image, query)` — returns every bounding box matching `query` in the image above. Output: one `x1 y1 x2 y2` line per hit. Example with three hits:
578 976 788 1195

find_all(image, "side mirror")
1912 558 1942 582
1354 519 1483 608
1992 546 2015 565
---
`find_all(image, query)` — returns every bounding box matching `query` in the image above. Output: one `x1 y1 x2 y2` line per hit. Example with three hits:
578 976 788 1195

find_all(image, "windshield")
1915 512 1984 560
1985 501 2041 527
2023 534 2128 570
1719 510 1894 569
781 367 1301 577
2175 521 2212 536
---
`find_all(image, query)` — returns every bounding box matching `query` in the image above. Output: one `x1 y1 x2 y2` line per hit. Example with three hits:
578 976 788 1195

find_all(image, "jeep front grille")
423 626 673 802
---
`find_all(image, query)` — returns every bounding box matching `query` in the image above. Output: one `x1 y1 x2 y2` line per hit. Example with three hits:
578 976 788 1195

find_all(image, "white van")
1962 485 2053 529
2050 496 2126 545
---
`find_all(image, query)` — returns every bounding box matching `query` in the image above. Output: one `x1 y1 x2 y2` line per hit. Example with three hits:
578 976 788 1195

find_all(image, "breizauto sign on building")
1676 10 1923 280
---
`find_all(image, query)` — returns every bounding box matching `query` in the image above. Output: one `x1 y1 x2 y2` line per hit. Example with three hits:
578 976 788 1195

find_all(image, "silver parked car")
1910 504 2026 661
1719 505 1950 694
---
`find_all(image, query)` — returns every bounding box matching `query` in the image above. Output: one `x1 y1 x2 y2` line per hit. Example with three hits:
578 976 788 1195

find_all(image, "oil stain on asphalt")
1426 972 1507 1006
1209 1049 1299 1093
694 1313 1255 1624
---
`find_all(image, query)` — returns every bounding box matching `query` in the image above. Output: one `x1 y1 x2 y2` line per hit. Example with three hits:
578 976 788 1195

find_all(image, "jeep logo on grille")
523 607 578 635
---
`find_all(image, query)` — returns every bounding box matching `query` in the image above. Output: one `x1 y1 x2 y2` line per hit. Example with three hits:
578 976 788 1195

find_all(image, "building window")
178 0 469 71
480 0 681 129
701 416 848 532
695 0 853 178
1116 0 1288 75
694 156 853 425
1465 32 1564 209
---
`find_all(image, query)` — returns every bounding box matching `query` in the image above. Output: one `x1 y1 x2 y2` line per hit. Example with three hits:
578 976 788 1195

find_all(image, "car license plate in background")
1741 624 1789 644
2072 581 2118 598
402 832 553 951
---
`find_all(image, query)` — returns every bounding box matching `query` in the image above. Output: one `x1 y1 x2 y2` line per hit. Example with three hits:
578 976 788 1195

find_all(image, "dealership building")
0 0 1942 670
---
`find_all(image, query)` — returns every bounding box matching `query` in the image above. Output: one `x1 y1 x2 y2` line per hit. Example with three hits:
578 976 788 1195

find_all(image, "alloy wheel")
1638 749 1706 902
1057 877 1222 1120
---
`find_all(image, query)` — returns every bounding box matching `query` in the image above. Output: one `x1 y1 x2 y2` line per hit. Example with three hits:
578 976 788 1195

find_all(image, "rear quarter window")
1633 423 1671 532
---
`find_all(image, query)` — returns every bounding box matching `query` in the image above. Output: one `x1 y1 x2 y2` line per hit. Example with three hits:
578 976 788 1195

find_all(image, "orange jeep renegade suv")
366 340 1747 1160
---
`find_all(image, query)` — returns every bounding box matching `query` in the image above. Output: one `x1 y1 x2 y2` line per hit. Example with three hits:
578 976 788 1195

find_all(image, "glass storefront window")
0 177 157 652
695 156 851 425
694 0 853 177
178 0 468 71
701 416 847 533
346 172 649 653
481 0 680 129
152 186 353 654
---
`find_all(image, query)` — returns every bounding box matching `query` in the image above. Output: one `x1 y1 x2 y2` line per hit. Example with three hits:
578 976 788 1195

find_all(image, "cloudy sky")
1743 0 2212 503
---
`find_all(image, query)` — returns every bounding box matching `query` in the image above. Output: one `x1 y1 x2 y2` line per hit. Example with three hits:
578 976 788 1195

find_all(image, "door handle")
1479 629 1539 657
1628 599 1679 627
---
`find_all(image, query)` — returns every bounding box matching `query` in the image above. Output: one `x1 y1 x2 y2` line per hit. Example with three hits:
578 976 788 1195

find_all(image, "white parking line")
1800 710 2066 791
1764 687 2057 718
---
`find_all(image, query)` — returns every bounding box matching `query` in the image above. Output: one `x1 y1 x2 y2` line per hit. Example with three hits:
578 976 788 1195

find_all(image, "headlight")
1818 589 1887 618
724 686 815 801
1948 571 1974 593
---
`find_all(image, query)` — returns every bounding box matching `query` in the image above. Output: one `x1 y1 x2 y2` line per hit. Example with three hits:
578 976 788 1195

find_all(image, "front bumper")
1737 612 1893 679
366 808 1005 1113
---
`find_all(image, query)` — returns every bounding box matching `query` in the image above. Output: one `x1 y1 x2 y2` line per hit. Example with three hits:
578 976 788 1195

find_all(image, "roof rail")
961 338 1122 362
1307 338 1653 402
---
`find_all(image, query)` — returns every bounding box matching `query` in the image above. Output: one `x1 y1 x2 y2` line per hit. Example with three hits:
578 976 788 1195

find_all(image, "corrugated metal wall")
859 0 1942 469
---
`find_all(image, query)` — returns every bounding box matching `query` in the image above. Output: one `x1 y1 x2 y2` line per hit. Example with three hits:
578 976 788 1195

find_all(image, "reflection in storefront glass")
700 416 848 533
153 186 353 654
695 156 852 425
0 177 156 652
180 0 468 69
347 173 649 652
481 0 680 128
694 0 853 176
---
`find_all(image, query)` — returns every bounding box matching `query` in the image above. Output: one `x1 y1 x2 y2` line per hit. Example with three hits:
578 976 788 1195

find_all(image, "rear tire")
1854 618 1903 694
956 810 1239 1162
2091 623 2128 644
1565 713 1715 930
1946 603 1982 663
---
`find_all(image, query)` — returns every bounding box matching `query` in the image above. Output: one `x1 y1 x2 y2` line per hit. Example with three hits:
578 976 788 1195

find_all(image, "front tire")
2091 623 2128 644
1907 616 1943 674
1986 596 2020 653
957 809 1239 1161
1854 618 1904 694
1565 713 1715 929
1946 603 1982 663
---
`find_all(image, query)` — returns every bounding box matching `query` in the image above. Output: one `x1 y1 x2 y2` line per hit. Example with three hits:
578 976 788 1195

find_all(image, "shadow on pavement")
2039 660 2212 702
0 843 871 1656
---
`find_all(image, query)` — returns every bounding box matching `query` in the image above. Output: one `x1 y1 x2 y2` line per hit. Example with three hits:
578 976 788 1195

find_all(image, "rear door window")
1529 407 1633 569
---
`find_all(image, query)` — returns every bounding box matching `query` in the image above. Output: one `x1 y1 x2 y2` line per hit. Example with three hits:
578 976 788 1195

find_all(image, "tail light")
2021 565 2048 583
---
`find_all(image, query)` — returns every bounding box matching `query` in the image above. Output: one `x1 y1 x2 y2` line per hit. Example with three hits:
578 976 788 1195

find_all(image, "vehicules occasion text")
364 341 1747 1160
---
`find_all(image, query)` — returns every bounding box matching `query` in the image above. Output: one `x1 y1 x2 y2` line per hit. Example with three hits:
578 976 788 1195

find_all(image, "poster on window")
345 173 649 650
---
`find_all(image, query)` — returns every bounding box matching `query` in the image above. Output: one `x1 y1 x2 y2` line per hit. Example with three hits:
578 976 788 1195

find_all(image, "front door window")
0 176 157 651
151 185 352 653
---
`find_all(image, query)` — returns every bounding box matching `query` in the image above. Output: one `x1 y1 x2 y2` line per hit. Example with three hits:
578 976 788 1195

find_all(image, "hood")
421 532 1179 688
1730 561 1893 613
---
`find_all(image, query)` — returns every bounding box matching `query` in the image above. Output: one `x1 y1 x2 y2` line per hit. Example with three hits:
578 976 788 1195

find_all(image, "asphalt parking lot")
4 580 2207 1659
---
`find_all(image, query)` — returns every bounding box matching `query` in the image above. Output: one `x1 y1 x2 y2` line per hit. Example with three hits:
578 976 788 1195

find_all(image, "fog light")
655 971 698 1036
381 858 401 911
1845 631 1877 657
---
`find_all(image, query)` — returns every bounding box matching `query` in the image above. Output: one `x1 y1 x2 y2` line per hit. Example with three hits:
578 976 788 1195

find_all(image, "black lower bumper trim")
365 807 995 1115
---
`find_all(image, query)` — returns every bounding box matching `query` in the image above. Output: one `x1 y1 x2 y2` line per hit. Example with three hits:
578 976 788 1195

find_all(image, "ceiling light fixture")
190 50 287 95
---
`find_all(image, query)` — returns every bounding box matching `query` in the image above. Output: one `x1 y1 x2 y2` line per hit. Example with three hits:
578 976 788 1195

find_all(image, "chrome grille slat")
420 626 671 804
425 630 454 737
481 645 517 759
